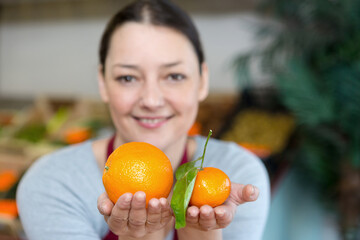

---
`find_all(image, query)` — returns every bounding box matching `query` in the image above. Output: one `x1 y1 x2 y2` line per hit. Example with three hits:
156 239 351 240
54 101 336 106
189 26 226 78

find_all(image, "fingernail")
216 210 225 217
136 192 146 201
203 211 210 217
150 199 159 208
250 186 258 200
159 198 167 205
124 194 132 202
191 211 197 217
100 205 105 213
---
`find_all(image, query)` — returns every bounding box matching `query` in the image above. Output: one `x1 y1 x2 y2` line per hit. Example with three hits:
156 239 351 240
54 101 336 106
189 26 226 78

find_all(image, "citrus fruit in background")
0 170 18 192
238 142 272 159
0 200 18 219
189 167 231 208
188 122 202 136
64 127 91 144
103 142 174 206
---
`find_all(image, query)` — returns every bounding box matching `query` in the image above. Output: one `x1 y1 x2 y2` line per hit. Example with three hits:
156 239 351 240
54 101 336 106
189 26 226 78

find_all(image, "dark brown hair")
99 0 204 74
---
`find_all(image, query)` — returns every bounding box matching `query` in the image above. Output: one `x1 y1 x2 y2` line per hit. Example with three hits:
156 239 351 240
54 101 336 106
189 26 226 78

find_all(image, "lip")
133 115 173 129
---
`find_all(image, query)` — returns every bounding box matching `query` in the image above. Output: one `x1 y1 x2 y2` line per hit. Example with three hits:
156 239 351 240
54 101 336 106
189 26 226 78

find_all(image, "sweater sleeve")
16 144 107 240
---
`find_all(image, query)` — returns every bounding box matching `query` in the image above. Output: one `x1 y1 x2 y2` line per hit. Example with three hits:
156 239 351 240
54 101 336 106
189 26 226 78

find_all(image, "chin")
136 134 183 152
140 137 167 150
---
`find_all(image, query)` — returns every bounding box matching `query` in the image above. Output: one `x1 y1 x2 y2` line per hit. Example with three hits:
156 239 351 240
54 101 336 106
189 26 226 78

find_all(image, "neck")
163 135 188 170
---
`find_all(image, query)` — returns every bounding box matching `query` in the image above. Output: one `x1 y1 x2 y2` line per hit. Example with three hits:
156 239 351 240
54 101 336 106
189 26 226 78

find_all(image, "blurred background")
0 0 359 239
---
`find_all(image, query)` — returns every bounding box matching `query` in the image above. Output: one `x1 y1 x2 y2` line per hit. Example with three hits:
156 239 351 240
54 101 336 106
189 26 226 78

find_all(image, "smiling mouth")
133 116 174 128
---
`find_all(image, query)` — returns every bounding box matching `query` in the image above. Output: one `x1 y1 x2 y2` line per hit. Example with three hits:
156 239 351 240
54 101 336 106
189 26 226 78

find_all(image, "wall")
0 13 261 98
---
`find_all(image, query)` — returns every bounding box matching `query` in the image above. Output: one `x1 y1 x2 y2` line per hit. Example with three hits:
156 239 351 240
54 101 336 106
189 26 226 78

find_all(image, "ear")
198 62 209 102
98 65 109 103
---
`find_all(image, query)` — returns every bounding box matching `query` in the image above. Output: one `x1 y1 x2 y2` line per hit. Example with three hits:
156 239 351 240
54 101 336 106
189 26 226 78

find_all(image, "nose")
139 80 165 109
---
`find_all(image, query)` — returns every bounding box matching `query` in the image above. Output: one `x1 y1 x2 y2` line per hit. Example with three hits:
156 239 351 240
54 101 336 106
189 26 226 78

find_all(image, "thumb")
229 183 259 206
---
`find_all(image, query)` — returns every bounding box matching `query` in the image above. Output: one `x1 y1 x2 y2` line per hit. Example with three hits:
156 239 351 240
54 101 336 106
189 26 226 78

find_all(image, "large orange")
189 167 231 208
103 142 173 206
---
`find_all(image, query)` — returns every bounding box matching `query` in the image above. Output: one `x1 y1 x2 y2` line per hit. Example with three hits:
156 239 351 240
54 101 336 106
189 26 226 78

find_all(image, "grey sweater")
17 136 270 240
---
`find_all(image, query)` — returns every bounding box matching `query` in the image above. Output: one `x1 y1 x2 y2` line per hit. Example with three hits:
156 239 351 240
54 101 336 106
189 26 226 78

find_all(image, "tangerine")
0 199 18 219
102 142 173 206
64 127 92 145
0 170 18 192
189 167 231 208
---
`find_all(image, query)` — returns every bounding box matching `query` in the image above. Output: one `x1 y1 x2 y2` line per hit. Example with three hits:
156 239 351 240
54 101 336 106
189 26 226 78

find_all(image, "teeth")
139 118 164 124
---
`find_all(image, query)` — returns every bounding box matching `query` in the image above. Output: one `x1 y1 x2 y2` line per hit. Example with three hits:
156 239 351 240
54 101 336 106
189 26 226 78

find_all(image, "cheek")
181 96 199 131
107 88 137 116
168 87 199 118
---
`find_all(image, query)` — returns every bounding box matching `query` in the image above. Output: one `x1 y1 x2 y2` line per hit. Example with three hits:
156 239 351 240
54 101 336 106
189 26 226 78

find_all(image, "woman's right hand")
97 191 173 239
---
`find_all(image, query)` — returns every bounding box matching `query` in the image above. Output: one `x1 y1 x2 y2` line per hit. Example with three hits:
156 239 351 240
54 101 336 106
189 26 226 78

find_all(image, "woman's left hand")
184 183 259 231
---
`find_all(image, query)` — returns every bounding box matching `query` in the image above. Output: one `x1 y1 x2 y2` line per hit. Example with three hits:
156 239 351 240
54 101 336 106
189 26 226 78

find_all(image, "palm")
184 182 259 231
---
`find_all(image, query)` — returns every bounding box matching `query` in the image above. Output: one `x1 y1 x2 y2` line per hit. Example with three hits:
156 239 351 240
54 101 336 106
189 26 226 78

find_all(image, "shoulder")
18 141 96 188
17 140 101 198
16 141 107 239
16 141 99 205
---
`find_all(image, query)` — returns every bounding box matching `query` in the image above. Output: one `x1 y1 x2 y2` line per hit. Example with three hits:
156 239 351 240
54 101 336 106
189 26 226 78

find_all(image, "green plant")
235 0 360 238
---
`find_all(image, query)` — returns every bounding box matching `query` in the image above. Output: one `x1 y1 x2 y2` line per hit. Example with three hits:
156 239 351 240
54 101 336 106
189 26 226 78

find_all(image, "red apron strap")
106 135 116 159
103 135 120 240
102 135 188 240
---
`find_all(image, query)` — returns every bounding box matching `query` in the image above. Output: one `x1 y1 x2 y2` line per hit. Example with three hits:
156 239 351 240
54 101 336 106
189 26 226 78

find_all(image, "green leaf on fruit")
171 166 198 229
175 157 201 180
170 130 213 229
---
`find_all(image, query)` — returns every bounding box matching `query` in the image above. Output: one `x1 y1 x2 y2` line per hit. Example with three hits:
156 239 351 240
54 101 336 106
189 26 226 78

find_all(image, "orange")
64 127 91 145
0 199 18 219
103 142 173 206
0 170 18 192
238 142 272 159
189 167 231 208
188 122 202 136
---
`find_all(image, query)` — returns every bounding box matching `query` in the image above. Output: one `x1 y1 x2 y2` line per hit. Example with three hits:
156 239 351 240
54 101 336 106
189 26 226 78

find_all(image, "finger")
97 192 114 216
146 198 161 230
214 206 233 228
199 205 216 231
242 184 259 202
228 183 259 206
107 193 132 233
128 191 147 231
186 206 199 225
159 198 172 224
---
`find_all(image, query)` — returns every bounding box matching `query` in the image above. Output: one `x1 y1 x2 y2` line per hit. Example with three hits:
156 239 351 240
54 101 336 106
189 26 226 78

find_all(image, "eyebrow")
112 64 139 70
161 61 182 68
112 61 183 70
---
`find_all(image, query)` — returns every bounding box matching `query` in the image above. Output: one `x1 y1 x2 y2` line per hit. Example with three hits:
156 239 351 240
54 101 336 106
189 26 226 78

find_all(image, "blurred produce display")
217 88 296 191
0 96 114 238
196 93 238 137
222 109 294 155
1 96 113 146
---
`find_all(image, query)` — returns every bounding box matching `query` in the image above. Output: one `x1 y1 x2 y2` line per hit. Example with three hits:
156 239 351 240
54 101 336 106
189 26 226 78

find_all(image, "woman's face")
98 22 208 151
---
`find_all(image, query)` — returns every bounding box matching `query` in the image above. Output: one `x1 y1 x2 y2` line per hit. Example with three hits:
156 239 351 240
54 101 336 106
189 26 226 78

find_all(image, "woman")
17 0 270 239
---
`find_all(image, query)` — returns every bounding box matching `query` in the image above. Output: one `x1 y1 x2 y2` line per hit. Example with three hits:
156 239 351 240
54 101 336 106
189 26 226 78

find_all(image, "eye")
167 73 186 81
116 75 136 83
